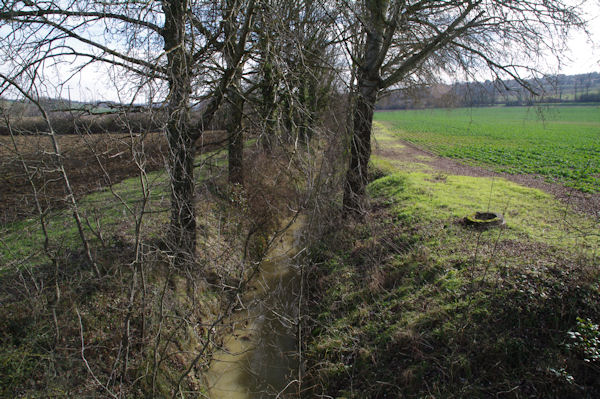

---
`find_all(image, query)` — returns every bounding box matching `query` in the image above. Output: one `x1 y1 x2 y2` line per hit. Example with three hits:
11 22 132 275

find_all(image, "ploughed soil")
0 130 226 224
373 136 600 217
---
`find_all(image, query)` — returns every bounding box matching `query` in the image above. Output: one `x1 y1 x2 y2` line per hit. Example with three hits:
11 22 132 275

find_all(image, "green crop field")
374 105 600 192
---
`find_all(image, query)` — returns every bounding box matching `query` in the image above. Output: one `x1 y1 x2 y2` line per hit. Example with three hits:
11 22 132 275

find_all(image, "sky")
6 1 599 103
558 1 600 75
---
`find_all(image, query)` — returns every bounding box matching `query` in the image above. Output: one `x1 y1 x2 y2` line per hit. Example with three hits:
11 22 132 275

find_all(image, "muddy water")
204 217 305 398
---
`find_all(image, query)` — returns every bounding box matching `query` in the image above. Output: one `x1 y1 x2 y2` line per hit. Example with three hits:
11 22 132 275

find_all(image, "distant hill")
377 72 600 110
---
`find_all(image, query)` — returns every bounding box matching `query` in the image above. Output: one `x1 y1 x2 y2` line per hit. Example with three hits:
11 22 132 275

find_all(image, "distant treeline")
377 72 600 110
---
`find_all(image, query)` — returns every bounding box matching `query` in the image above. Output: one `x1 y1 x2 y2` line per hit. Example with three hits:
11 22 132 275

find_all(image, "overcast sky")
50 2 600 102
558 1 600 75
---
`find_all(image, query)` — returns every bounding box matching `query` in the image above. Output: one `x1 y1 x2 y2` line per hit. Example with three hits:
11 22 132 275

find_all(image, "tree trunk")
342 0 388 214
227 81 244 185
298 81 312 145
166 81 196 263
260 52 278 152
343 79 379 214
166 99 196 263
162 0 196 263
224 0 246 185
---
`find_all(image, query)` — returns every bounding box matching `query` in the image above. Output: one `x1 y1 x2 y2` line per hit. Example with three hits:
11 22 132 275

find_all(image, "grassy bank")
304 128 600 397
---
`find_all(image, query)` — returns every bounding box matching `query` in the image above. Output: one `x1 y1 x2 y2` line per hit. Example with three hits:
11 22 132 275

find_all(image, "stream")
204 217 305 398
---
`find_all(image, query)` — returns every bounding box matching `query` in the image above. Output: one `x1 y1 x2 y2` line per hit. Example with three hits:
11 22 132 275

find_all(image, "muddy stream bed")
204 217 306 398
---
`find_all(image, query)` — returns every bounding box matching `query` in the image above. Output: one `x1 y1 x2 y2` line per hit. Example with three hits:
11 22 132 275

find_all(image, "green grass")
368 170 599 253
307 171 600 398
375 105 600 192
0 169 168 273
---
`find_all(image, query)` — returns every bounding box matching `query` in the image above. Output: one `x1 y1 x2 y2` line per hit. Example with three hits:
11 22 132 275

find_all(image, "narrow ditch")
204 216 306 398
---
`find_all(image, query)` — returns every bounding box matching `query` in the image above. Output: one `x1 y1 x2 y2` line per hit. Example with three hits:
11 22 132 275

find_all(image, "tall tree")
255 0 281 152
259 0 336 148
224 0 254 185
340 0 587 213
0 0 255 264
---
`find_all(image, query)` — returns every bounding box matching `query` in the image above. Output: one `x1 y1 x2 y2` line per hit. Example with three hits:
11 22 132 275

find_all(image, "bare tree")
249 0 338 151
0 0 255 265
339 0 588 213
254 0 282 152
223 0 253 185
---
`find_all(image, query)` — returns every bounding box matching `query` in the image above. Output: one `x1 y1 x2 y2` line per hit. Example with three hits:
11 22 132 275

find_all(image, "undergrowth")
0 141 298 397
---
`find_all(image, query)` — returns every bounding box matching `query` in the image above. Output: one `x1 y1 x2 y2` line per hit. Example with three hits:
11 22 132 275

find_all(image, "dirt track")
373 134 600 217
